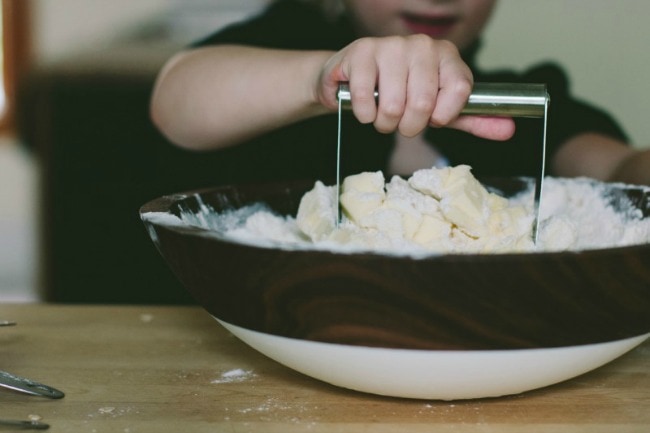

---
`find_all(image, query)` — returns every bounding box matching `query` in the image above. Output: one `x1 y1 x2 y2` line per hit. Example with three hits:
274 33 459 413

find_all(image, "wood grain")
142 180 650 350
0 304 648 432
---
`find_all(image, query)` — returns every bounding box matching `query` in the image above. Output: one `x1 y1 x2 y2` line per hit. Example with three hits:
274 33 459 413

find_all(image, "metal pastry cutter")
336 82 550 243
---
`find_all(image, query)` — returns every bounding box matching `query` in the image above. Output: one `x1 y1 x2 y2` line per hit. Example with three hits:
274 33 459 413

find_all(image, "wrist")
299 50 338 116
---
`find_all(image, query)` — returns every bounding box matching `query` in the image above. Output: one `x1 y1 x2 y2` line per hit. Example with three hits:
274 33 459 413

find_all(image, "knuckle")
354 88 377 104
431 114 449 128
350 37 376 51
398 124 420 138
354 106 375 124
450 78 473 99
378 36 408 59
437 39 460 55
375 123 396 134
430 111 452 127
408 33 433 46
409 94 436 115
379 100 404 120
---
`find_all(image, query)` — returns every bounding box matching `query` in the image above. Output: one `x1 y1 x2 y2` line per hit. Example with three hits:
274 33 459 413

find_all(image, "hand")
317 34 514 141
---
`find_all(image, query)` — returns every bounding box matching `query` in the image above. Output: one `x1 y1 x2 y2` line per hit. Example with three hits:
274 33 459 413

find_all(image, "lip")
400 12 459 38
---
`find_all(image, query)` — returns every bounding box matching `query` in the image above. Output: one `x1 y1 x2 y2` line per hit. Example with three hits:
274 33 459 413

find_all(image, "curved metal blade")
0 370 65 399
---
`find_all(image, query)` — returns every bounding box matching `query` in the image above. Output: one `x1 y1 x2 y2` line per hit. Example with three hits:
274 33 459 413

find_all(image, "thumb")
445 115 516 141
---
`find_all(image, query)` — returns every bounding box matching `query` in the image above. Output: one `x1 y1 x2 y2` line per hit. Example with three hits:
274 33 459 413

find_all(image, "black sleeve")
173 0 389 186
524 62 628 146
431 62 629 178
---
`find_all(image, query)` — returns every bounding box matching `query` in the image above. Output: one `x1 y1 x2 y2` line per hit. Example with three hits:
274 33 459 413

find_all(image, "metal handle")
337 82 549 118
0 370 65 399
0 419 50 430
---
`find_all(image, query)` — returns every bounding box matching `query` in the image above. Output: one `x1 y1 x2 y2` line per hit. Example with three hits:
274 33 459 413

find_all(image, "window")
1 0 30 133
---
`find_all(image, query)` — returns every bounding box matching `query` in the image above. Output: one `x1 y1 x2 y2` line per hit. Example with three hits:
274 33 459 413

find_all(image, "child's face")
343 0 497 50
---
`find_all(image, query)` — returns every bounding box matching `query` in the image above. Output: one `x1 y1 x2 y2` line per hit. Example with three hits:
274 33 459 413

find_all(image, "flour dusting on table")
211 368 256 384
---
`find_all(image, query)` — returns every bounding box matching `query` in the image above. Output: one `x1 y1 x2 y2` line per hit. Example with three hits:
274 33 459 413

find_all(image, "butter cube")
340 171 386 224
296 181 336 241
412 214 452 245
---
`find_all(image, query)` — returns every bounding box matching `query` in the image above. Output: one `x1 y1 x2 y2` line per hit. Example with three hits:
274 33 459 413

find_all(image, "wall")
31 0 169 63
480 0 650 148
30 0 269 63
0 137 37 302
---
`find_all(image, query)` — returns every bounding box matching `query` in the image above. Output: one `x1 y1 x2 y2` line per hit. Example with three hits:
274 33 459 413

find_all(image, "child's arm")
150 35 514 150
552 133 650 185
150 45 333 150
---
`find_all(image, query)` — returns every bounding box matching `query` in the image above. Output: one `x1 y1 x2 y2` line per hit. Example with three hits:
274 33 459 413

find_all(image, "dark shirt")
192 0 628 182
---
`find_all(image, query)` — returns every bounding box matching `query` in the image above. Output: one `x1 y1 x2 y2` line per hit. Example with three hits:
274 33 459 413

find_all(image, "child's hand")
317 35 514 141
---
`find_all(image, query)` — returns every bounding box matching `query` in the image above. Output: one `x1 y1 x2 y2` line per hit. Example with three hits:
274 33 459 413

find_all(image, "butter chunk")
408 166 451 199
297 164 536 254
340 171 386 225
382 198 422 239
358 207 405 238
487 205 531 234
437 167 491 238
383 178 423 238
412 214 452 246
342 171 385 194
488 194 509 211
409 165 490 237
538 217 577 251
296 181 336 241
386 176 442 217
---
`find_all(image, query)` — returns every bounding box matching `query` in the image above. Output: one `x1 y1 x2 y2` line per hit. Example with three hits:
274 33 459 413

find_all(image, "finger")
347 56 379 125
446 115 516 141
375 51 408 134
398 51 438 137
430 45 474 127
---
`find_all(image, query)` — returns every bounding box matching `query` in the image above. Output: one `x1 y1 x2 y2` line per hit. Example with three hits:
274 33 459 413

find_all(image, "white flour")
145 172 650 256
211 368 256 384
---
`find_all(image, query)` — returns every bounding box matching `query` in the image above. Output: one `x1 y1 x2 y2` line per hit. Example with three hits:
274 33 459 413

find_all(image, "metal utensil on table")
336 82 550 243
1 323 65 399
0 370 65 399
0 419 50 430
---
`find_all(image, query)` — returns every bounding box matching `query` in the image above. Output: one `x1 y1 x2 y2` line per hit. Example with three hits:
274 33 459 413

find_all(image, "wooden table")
0 304 648 432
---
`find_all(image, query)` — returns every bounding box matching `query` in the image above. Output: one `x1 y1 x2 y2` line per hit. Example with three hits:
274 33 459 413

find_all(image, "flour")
211 368 256 384
163 167 650 256
534 176 649 251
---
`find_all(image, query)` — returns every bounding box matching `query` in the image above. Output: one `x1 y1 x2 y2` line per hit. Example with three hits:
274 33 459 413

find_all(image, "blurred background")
1 0 649 303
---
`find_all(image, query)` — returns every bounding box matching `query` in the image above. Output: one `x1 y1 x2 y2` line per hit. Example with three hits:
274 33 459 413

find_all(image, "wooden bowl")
140 178 650 399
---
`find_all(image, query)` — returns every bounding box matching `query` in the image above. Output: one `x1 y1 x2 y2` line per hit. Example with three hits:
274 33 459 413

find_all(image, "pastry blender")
336 82 550 243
